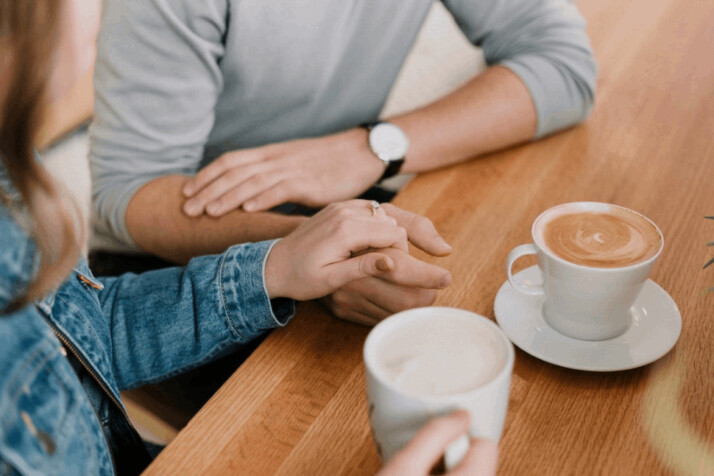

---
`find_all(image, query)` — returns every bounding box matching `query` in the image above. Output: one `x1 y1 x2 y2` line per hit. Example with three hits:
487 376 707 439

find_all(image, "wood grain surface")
145 0 714 472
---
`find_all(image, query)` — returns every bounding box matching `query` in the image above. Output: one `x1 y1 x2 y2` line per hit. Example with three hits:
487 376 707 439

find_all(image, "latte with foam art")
535 204 662 268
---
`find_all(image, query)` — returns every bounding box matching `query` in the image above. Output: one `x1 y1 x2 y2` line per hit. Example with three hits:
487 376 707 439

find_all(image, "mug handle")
506 244 544 296
444 435 470 471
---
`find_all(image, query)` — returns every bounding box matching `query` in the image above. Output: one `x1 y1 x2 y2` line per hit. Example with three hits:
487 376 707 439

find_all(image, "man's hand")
321 247 450 325
181 129 383 217
324 203 453 325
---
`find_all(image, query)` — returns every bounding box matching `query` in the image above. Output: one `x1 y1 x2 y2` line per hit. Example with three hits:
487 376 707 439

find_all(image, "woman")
0 0 496 474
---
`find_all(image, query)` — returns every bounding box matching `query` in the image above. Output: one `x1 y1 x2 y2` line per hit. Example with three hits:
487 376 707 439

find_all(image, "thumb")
323 252 394 290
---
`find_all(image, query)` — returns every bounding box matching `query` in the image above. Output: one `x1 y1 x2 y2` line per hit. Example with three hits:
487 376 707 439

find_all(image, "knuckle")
403 289 436 309
331 305 347 320
428 415 454 433
335 218 354 235
358 257 373 278
217 154 233 168
331 290 349 307
418 289 438 306
394 300 413 312
334 201 352 212
404 294 422 309
325 202 341 213
380 202 397 215
225 168 244 181
401 209 418 225
414 215 433 232
337 204 354 218
397 226 408 241
248 173 267 187
325 275 343 292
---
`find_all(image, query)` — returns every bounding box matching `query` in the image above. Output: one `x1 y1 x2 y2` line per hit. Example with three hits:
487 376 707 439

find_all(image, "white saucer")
494 266 682 372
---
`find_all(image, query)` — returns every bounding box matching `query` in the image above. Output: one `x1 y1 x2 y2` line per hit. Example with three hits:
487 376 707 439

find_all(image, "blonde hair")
0 0 81 311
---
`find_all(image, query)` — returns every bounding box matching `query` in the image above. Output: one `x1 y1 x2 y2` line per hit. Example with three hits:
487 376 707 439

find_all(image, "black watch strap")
380 157 405 181
361 121 380 130
360 121 406 182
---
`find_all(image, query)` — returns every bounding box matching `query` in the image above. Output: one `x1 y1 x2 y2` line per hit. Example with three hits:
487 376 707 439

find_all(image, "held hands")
181 131 455 322
323 203 453 325
378 411 499 476
263 201 451 302
182 129 383 217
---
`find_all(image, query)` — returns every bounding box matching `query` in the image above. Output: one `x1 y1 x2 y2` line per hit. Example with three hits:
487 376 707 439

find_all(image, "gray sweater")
90 0 597 246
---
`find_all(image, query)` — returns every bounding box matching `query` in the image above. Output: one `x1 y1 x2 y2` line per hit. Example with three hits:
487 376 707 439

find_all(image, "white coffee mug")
364 307 514 469
507 202 664 341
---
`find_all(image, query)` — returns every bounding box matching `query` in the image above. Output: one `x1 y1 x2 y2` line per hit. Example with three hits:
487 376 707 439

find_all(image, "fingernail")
184 201 199 216
206 203 220 215
243 201 256 212
439 273 452 289
182 184 193 196
376 258 393 272
438 236 452 250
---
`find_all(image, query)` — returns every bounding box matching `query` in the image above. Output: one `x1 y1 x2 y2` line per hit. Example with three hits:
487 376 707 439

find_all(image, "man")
90 0 596 323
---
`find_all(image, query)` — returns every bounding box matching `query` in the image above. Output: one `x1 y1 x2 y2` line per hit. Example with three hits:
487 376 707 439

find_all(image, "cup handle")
444 435 470 471
506 244 544 296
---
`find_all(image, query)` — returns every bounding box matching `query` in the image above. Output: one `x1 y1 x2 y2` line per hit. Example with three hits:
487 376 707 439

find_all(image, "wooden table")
145 0 714 472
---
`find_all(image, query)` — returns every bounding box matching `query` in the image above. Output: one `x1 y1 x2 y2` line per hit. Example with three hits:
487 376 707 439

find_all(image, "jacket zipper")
42 317 132 423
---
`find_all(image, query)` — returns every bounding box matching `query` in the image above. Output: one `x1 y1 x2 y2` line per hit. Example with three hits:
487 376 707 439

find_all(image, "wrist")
264 239 288 299
340 128 386 184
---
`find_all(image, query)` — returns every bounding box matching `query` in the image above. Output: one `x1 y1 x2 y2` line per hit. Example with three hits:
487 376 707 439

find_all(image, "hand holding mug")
378 410 499 476
365 308 514 471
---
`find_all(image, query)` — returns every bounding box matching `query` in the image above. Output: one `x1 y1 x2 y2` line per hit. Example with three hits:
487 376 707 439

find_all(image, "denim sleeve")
0 209 35 313
442 0 598 137
96 240 295 390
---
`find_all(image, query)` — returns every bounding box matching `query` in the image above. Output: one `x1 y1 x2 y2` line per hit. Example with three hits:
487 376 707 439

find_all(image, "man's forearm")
390 66 537 173
125 175 306 263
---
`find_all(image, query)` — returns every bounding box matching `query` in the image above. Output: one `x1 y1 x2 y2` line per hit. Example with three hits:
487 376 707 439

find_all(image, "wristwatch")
361 121 409 182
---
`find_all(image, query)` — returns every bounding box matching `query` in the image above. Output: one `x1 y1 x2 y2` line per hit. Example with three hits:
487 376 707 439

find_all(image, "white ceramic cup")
363 307 514 469
506 202 664 341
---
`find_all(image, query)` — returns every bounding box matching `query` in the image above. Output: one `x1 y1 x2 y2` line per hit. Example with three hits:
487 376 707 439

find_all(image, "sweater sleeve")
89 0 229 246
441 0 598 137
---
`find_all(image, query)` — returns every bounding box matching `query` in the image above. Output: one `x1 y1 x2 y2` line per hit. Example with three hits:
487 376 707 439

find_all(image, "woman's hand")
181 129 383 217
320 203 453 325
264 200 414 301
378 410 499 476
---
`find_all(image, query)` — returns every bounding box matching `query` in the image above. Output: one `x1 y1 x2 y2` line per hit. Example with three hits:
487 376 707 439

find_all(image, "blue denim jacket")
0 186 295 474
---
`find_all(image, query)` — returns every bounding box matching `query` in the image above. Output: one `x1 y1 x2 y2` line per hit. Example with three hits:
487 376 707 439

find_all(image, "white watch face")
369 123 409 163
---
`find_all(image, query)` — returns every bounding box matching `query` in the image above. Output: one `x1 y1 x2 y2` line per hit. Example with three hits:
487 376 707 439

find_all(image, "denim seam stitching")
218 248 244 341
52 295 121 400
2 344 50 409
0 345 54 427
260 240 283 327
